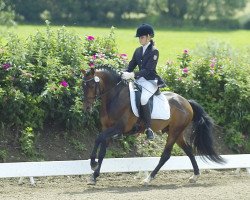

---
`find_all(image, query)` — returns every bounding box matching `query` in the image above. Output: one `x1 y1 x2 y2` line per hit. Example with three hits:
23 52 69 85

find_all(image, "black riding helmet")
135 23 154 37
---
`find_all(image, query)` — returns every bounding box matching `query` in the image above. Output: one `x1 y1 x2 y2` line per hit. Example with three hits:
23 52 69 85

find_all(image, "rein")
83 76 122 101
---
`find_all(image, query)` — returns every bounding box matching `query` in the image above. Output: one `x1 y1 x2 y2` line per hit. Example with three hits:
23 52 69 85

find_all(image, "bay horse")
82 65 224 185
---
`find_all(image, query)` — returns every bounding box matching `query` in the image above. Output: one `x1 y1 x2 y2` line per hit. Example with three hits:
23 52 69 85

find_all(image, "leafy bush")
19 127 36 157
0 149 8 162
0 24 127 157
159 41 250 153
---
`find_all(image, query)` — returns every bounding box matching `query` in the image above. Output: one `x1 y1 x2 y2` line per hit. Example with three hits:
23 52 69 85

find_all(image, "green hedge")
0 24 127 156
159 42 250 153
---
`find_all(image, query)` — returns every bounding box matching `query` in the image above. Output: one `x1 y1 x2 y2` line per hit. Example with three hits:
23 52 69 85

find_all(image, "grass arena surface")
0 170 249 200
1 25 249 66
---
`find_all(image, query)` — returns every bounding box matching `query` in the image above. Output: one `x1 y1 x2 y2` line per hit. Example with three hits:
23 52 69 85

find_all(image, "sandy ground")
0 169 250 200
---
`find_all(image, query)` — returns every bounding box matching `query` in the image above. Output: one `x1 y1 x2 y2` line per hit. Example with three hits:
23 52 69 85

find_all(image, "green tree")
186 0 247 22
168 0 188 20
0 0 15 26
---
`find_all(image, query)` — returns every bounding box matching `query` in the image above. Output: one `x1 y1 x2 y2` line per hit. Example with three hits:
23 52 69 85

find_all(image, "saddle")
113 82 170 139
133 82 160 117
128 82 170 120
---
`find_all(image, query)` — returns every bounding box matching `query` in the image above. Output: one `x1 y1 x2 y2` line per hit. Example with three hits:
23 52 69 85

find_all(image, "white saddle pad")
129 82 170 120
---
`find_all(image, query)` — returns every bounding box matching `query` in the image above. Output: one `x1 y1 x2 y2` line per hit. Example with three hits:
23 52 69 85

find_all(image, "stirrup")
145 128 155 140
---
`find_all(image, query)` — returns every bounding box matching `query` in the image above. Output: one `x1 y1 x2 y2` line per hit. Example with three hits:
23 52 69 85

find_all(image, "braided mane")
94 65 128 85
95 65 121 77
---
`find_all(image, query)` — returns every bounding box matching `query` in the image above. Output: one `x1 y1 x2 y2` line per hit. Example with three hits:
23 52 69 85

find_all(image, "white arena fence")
0 154 249 185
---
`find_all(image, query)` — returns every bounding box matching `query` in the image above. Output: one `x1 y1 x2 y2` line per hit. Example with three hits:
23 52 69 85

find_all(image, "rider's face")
139 35 150 46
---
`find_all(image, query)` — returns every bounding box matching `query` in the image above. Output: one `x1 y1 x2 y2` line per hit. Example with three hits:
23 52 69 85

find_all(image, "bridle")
83 76 122 103
82 76 101 105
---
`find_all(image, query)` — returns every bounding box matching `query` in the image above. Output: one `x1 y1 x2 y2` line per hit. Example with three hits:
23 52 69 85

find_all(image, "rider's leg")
139 79 158 140
141 102 155 140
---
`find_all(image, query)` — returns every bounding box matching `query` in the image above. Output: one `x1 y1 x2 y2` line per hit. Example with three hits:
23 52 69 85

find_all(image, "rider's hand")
121 72 135 80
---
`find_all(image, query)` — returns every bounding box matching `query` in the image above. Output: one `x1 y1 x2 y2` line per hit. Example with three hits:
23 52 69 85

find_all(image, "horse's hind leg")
142 128 179 184
176 137 200 183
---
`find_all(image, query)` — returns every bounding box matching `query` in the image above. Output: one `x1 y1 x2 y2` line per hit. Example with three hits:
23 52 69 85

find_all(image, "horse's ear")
90 67 95 75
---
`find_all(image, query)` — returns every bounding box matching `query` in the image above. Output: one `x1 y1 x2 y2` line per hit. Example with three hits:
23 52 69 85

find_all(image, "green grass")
1 25 250 66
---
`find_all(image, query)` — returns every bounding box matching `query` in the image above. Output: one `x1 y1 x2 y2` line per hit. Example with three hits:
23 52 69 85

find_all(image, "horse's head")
82 66 124 112
82 68 101 112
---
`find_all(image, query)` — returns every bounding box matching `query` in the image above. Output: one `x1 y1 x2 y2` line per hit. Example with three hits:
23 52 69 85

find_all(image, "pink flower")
86 35 95 41
183 49 189 54
92 54 97 60
210 57 217 68
210 63 215 68
89 63 94 68
2 63 11 70
119 53 127 59
60 80 69 87
96 53 105 58
182 67 188 73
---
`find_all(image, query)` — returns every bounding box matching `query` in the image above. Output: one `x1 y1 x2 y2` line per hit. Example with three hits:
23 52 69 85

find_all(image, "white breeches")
136 77 158 105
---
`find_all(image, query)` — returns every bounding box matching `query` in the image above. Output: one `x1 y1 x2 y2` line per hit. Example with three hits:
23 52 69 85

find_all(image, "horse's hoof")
140 174 153 185
91 162 99 171
87 175 96 185
189 174 200 183
134 171 149 180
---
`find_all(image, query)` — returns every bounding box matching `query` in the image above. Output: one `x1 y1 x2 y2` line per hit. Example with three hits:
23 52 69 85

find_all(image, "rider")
121 23 165 140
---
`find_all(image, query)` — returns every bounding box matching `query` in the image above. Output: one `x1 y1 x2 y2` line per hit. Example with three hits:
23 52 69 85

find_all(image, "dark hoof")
145 128 155 140
91 161 99 171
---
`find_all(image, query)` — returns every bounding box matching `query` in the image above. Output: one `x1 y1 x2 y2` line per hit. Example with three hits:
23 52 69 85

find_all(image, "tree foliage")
186 0 247 22
6 0 249 27
0 0 15 26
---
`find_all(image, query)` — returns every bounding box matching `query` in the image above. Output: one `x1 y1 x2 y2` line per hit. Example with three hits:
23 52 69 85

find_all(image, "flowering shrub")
82 27 128 69
159 42 250 153
0 24 127 157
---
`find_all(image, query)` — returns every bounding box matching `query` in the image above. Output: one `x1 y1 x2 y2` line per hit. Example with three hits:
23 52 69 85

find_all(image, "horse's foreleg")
88 126 123 185
88 134 107 185
92 138 107 179
90 136 102 171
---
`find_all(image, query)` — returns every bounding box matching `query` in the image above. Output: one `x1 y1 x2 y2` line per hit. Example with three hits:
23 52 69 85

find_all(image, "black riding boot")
141 103 155 140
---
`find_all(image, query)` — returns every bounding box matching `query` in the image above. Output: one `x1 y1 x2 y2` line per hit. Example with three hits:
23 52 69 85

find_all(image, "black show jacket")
126 43 165 87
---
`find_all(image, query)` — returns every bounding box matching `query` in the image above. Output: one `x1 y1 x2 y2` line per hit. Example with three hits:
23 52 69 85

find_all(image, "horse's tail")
188 100 225 164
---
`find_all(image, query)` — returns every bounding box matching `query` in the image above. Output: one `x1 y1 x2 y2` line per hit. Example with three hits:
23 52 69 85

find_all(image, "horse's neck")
102 81 123 101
